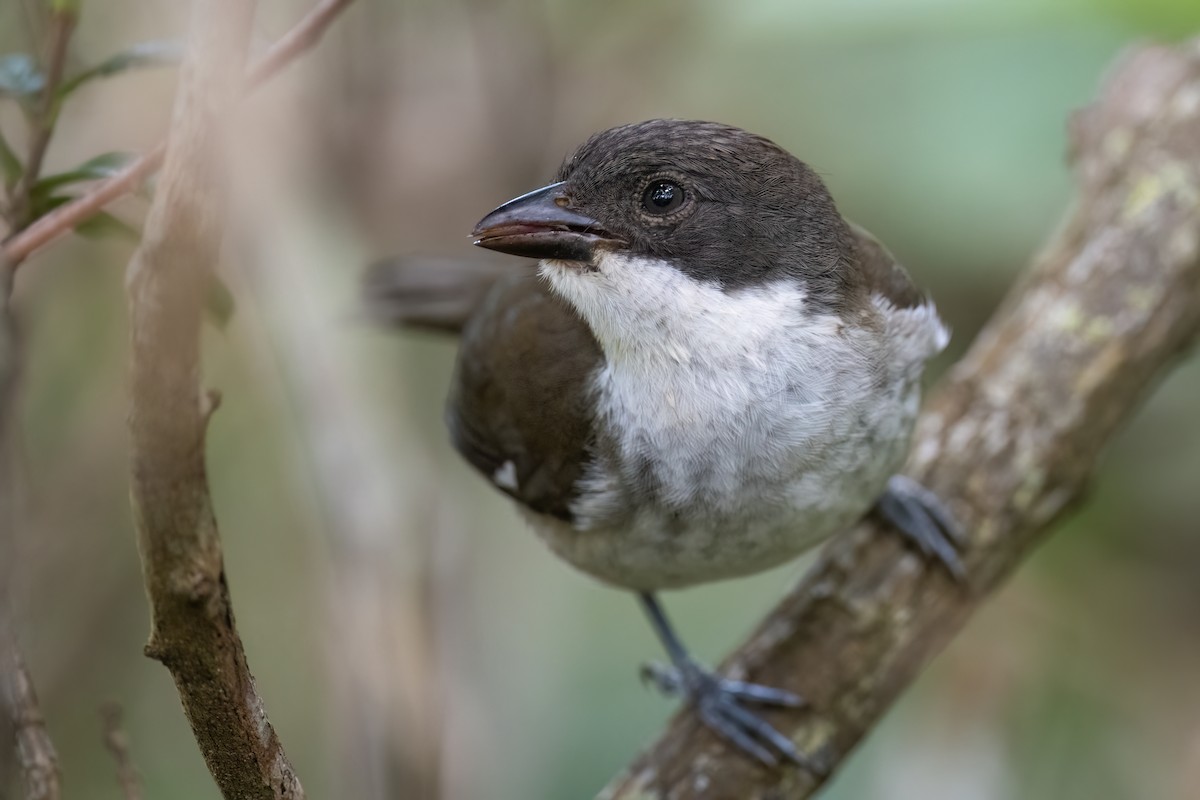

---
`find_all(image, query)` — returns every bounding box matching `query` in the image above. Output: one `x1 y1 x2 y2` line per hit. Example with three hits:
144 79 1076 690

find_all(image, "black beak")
471 182 622 261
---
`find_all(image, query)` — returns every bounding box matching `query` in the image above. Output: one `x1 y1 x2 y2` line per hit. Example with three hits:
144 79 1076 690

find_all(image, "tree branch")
124 1 306 798
1 259 60 800
0 639 61 800
601 37 1200 800
1 0 356 268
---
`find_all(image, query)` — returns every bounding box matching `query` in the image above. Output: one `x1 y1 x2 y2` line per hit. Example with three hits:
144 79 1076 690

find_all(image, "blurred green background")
2 0 1199 798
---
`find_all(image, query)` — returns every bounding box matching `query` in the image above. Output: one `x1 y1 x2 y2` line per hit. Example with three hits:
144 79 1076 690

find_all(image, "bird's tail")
362 256 530 335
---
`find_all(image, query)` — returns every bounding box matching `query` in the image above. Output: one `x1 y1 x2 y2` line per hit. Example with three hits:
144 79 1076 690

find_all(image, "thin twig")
9 9 78 229
1 0 357 267
601 38 1200 799
1 258 59 800
245 0 355 89
100 703 144 800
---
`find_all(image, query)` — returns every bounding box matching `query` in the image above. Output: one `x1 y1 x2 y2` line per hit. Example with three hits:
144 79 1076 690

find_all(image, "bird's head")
472 120 857 340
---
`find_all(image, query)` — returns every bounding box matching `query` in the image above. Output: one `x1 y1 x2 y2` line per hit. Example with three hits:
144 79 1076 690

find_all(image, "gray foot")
641 659 807 767
876 474 967 580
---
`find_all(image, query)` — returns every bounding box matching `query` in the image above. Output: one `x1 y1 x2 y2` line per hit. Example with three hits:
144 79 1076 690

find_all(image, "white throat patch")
540 252 814 368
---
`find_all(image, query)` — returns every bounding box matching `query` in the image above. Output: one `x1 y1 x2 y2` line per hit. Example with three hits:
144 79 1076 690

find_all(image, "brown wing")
848 221 926 310
447 272 602 522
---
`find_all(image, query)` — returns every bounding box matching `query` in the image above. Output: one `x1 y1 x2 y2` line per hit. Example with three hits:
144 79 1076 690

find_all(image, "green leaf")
25 189 141 243
74 211 140 241
28 192 70 222
0 53 46 98
0 127 22 186
57 40 183 99
205 274 236 328
32 150 135 198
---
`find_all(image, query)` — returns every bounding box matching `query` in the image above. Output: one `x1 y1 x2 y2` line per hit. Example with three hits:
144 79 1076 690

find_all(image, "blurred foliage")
0 53 46 98
53 39 181 99
1 0 1198 799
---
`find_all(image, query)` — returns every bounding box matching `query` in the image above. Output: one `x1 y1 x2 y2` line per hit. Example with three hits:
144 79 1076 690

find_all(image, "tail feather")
362 256 532 335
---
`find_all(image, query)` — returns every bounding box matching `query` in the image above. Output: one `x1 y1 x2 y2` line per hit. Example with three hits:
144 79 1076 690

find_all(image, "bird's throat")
540 252 811 368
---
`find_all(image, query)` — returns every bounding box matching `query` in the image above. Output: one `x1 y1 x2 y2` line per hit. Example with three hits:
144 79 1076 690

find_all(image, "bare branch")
124 0 305 797
245 0 356 89
1 0 357 268
100 703 144 800
1 260 59 800
601 37 1200 800
0 641 61 800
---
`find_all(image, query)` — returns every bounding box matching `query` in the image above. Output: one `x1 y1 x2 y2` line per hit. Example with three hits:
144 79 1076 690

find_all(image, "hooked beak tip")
471 182 620 261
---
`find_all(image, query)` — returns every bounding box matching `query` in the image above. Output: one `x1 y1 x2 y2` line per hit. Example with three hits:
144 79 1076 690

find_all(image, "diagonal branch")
1 0 356 268
124 1 307 798
601 36 1200 800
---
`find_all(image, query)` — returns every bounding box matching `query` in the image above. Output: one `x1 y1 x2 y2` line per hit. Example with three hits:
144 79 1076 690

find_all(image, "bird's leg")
875 474 967 580
637 592 807 767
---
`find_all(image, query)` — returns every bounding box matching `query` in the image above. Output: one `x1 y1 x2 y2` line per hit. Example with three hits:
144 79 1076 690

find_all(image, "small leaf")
27 193 141 242
28 192 70 222
205 274 236 328
0 54 46 98
32 151 135 198
74 211 140 241
57 40 183 98
0 127 22 186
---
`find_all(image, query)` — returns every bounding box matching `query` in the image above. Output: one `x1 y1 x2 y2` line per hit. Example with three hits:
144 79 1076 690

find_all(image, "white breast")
532 253 946 590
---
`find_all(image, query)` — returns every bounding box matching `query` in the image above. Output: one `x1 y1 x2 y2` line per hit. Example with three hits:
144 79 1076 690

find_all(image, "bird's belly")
528 377 921 590
527 491 871 591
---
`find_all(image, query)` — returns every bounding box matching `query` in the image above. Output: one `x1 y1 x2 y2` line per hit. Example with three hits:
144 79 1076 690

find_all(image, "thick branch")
1 0 356 268
125 2 304 799
602 38 1200 800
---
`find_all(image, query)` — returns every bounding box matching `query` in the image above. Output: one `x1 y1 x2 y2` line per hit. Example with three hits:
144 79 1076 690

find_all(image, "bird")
366 119 964 767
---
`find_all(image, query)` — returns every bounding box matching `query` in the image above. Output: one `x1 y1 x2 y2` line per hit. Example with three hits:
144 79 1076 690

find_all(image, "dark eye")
642 180 684 215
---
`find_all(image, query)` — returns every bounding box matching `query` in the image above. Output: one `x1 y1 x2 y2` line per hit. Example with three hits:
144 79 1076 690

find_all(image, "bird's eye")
641 180 684 215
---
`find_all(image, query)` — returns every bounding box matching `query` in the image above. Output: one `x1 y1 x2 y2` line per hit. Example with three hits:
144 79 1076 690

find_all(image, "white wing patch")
492 460 519 492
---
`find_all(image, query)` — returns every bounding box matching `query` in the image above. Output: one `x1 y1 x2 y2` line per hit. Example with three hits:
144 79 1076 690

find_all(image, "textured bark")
601 37 1200 800
125 1 305 798
0 644 61 800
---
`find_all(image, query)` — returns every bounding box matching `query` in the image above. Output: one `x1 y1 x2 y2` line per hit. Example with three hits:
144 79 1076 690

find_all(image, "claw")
643 659 808 767
637 593 813 769
699 701 779 766
877 475 967 580
720 678 805 708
